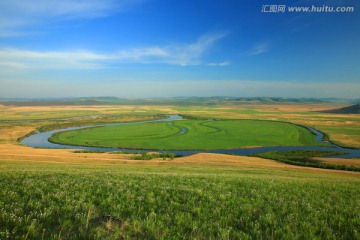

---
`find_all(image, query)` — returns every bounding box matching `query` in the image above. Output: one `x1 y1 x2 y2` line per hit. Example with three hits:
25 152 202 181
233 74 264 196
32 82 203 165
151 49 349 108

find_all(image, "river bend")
20 115 360 158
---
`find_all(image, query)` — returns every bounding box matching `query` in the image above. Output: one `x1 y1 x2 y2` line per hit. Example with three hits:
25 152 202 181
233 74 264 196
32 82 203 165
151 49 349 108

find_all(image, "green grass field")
50 120 324 150
1 103 360 239
0 160 359 240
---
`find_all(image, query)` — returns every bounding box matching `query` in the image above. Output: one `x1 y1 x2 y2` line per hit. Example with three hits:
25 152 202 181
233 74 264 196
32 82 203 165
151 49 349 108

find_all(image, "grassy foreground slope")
1 104 360 239
0 154 359 240
50 120 323 150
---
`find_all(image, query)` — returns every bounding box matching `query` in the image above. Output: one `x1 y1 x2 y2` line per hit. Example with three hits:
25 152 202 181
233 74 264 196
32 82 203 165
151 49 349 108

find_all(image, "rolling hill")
321 104 360 114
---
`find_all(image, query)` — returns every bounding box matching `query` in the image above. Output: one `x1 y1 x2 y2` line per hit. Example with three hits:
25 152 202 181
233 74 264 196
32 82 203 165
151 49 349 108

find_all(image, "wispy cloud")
207 61 231 67
0 0 146 37
114 32 228 66
0 32 229 68
168 33 228 66
249 42 269 56
0 48 112 69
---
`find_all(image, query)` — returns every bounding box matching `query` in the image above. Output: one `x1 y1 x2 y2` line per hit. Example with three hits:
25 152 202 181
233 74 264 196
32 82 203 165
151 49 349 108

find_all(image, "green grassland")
49 120 324 150
0 160 359 240
2 101 360 148
1 102 360 239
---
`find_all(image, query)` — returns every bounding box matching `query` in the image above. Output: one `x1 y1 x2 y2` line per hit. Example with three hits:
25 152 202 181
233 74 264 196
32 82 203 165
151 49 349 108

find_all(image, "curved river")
21 114 360 158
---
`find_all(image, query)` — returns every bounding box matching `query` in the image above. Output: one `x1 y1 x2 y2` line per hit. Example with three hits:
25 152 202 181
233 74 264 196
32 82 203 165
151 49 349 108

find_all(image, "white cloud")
116 47 170 62
0 0 143 17
0 48 114 69
207 61 231 67
0 0 146 37
0 32 229 68
249 42 269 56
114 32 228 66
168 32 227 66
0 18 29 36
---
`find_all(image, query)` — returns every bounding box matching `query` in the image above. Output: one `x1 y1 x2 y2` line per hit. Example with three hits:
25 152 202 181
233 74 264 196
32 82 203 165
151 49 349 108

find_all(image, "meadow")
1 103 359 148
0 102 359 239
1 155 359 239
49 119 324 150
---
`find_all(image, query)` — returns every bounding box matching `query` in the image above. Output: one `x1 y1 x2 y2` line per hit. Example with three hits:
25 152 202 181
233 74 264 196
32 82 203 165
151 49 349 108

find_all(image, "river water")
20 115 360 158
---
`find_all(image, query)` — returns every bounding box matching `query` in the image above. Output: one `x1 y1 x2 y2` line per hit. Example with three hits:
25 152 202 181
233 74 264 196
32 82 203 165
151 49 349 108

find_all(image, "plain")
0 102 359 239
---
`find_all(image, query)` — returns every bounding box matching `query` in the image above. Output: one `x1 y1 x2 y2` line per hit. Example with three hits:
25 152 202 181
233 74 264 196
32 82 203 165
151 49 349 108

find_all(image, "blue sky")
0 0 359 98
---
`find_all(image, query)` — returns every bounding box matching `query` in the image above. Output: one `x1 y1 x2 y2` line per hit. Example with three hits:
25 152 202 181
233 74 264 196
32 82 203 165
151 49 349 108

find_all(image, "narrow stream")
20 114 360 158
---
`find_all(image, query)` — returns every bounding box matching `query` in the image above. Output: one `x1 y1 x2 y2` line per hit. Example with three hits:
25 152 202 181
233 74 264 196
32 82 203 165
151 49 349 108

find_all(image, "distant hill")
0 96 345 106
321 104 360 114
233 97 326 104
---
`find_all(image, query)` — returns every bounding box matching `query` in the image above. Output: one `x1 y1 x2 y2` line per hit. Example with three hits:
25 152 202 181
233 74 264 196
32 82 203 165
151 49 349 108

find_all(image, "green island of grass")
49 119 325 150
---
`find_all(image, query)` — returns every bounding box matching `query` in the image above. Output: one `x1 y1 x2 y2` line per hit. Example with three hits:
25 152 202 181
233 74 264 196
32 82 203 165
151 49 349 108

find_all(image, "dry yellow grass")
0 105 177 120
174 153 286 168
324 134 360 148
312 157 360 168
1 143 359 180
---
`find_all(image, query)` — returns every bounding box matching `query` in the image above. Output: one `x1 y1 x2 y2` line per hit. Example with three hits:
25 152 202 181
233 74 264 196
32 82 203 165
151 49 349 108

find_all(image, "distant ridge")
0 97 330 106
322 104 360 114
233 97 325 104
